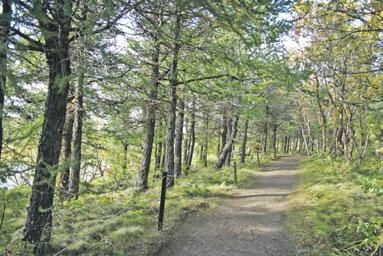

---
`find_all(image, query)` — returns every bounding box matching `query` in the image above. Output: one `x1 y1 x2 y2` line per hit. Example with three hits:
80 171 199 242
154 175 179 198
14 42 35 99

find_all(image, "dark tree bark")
154 118 163 176
174 99 185 177
183 112 189 164
186 103 195 173
0 0 10 159
330 108 338 156
263 104 269 154
164 10 181 187
272 123 277 159
240 119 249 164
294 130 300 152
161 143 166 171
68 49 85 200
122 143 128 175
203 110 208 167
136 40 160 189
215 114 239 169
199 144 203 160
287 137 290 154
284 136 288 154
59 99 74 197
24 5 72 252
224 113 233 166
316 79 327 158
153 143 159 177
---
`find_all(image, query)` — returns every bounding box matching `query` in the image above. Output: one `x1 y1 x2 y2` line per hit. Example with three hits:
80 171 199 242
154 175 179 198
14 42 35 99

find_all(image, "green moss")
1 158 265 255
288 156 383 256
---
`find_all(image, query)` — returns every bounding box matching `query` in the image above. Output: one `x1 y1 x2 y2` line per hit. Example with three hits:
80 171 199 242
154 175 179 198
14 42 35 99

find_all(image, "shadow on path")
156 156 302 256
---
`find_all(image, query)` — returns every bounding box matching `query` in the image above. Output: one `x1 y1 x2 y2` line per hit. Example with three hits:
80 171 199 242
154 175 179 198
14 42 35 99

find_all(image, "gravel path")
157 156 300 256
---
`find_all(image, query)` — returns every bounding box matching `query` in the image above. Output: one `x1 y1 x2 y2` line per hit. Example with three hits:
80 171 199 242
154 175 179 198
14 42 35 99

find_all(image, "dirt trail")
157 156 301 256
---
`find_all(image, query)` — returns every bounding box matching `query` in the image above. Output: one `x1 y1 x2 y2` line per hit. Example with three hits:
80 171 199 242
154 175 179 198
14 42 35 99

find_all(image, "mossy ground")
287 156 383 256
0 156 269 255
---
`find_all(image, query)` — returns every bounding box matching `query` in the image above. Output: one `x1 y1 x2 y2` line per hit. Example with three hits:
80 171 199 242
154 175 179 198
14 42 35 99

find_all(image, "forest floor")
157 156 301 256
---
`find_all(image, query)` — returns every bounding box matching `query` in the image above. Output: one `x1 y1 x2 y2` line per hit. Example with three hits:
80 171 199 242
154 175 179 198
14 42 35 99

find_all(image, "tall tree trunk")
161 143 166 171
220 112 227 154
24 26 72 253
294 130 299 152
59 99 74 198
331 107 338 157
315 77 327 158
263 104 269 154
287 137 291 154
199 144 203 160
301 124 310 156
155 119 163 176
358 104 369 164
284 136 288 154
174 99 185 177
0 0 10 159
183 113 189 164
240 119 248 164
69 56 85 199
272 123 277 159
215 114 239 169
122 143 128 175
136 40 160 189
186 102 195 173
164 10 181 187
224 113 233 166
337 110 345 156
154 142 161 177
203 110 208 167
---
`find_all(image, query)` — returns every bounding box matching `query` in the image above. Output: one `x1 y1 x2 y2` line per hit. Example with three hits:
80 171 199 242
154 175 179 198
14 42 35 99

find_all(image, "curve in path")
157 156 301 256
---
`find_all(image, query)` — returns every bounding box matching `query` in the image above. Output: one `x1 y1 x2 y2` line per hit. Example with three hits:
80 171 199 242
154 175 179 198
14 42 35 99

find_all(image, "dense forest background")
0 0 382 255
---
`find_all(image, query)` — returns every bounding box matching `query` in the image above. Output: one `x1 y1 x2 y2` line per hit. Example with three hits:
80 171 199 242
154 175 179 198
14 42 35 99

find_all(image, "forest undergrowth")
1 157 269 255
288 157 383 256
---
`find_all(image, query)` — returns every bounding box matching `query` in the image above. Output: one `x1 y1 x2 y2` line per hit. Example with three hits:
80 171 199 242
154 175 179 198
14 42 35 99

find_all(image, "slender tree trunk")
136 40 160 189
203 111 208 167
154 142 161 177
183 114 189 164
294 130 299 152
337 110 345 156
122 143 128 175
220 112 227 154
320 106 327 157
358 104 369 164
331 107 338 157
263 104 269 154
165 11 181 187
272 123 277 159
68 56 85 199
284 136 288 154
0 0 10 159
301 124 310 156
154 120 163 178
186 102 195 173
215 114 239 169
315 76 327 158
224 114 233 166
240 119 248 164
174 99 185 177
24 24 72 252
161 143 166 171
287 137 291 154
199 144 203 160
59 99 74 198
